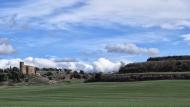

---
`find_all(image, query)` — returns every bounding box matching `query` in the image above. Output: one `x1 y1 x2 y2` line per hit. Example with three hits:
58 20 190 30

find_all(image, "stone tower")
20 62 25 74
19 62 36 75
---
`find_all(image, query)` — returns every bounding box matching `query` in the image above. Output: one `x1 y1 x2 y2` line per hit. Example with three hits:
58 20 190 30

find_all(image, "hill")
119 55 190 73
84 55 190 82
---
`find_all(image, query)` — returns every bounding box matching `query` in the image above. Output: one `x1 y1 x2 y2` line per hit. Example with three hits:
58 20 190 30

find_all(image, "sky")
0 0 190 72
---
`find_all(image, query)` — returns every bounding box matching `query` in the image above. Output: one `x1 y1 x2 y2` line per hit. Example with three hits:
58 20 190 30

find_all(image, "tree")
95 72 102 80
44 72 53 76
0 73 8 82
13 67 19 72
0 69 3 73
65 69 72 74
79 70 85 75
73 71 81 79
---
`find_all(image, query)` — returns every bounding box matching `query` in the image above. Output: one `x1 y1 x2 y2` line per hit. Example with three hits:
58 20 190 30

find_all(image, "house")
20 62 36 75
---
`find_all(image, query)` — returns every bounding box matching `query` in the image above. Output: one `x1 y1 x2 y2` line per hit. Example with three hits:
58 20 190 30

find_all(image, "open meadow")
0 80 190 107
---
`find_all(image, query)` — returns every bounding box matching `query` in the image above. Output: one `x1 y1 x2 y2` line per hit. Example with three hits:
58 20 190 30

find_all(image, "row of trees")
147 55 190 61
85 73 190 82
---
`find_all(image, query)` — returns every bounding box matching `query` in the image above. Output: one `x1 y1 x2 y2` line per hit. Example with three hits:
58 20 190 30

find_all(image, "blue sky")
0 0 190 71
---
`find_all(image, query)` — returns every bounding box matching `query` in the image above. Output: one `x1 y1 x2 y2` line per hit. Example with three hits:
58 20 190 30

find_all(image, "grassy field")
0 80 190 107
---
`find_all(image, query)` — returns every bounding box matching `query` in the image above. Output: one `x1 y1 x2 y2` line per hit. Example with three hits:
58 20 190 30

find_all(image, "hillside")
119 55 190 73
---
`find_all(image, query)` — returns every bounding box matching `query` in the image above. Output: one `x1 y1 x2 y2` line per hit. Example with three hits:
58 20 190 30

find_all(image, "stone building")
20 62 36 75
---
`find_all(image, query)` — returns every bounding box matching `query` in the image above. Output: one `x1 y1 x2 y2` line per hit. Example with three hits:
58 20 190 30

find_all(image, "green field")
0 80 190 107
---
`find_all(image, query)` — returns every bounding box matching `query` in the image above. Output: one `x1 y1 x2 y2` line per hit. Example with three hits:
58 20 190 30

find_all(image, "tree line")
147 55 190 61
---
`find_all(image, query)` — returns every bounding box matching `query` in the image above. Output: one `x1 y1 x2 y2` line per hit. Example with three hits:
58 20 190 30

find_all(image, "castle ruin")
20 62 36 75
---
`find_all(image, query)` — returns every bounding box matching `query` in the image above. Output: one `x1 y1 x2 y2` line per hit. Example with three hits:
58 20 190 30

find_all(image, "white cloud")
105 43 160 56
48 0 190 29
1 0 190 29
0 0 83 29
0 38 15 54
57 61 94 72
24 57 57 68
180 33 190 45
0 57 125 73
1 0 82 19
181 33 190 42
57 58 124 73
93 58 121 73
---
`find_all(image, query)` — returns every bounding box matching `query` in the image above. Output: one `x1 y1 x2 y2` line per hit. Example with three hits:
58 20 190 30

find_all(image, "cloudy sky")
0 0 190 72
